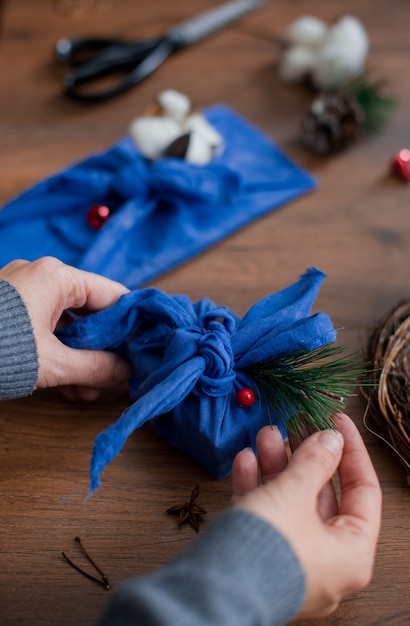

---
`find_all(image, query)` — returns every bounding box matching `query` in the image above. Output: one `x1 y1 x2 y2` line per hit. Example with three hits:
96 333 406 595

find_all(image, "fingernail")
318 430 344 456
114 360 131 383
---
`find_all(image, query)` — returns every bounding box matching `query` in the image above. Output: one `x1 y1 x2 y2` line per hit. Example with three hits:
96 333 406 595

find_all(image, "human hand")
231 413 382 619
0 257 131 400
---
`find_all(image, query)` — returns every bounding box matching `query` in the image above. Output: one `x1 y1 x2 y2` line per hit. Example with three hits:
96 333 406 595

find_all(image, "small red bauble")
236 387 256 408
87 204 111 229
391 149 410 182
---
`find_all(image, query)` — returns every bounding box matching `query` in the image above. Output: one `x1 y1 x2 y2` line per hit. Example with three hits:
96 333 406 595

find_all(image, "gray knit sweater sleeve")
99 508 305 626
0 278 38 399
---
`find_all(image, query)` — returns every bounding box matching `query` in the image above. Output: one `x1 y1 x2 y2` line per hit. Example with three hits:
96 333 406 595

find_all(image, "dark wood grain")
1 0 409 624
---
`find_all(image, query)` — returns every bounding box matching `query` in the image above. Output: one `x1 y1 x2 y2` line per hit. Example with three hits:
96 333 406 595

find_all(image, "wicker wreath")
362 300 410 485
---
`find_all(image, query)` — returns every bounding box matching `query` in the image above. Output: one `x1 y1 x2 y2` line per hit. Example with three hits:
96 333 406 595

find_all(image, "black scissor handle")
55 37 127 65
61 37 175 103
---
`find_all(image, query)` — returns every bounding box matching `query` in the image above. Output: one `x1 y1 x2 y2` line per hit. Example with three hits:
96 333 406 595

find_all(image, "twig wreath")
361 300 410 484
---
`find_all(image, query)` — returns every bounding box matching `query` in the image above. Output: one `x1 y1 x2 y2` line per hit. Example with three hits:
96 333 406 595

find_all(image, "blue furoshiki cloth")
58 268 336 491
0 105 315 288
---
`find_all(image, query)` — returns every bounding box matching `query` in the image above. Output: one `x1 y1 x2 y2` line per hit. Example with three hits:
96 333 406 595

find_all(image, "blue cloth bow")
59 268 336 491
0 106 315 287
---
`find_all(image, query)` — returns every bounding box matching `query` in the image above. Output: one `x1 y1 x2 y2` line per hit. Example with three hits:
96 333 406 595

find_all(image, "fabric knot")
196 325 236 397
112 157 241 208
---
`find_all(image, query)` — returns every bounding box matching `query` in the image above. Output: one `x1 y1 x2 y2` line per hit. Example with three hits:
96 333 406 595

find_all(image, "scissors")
55 0 265 103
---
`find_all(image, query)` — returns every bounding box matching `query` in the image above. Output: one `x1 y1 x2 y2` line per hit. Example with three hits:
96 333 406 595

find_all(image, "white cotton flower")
157 89 192 124
129 90 223 164
184 132 215 165
278 45 318 83
278 14 369 89
183 114 224 165
325 15 368 53
184 114 224 150
311 45 363 90
129 116 181 160
286 16 327 48
311 17 368 89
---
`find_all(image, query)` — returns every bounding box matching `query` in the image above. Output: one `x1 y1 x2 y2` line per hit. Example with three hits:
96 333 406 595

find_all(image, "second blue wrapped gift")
0 105 315 288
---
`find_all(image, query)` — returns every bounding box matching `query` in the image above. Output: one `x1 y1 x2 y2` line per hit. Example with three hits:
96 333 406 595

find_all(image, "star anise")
167 485 207 532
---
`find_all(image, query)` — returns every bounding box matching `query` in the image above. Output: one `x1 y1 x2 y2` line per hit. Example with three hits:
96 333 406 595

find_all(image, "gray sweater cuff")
100 508 305 626
0 278 38 399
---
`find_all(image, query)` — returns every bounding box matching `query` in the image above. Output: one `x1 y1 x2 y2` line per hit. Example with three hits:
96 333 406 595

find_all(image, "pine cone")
301 91 365 154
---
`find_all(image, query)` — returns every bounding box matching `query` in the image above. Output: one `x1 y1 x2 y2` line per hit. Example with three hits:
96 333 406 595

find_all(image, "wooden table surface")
1 1 409 624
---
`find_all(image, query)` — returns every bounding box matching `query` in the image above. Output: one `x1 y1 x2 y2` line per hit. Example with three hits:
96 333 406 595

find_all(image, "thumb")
285 430 344 497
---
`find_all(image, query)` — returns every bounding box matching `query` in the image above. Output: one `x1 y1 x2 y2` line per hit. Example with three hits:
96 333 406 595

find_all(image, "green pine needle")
248 345 366 439
347 77 395 135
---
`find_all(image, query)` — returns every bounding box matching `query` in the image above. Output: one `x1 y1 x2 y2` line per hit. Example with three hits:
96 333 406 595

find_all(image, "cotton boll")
326 15 368 55
184 132 215 165
181 113 224 164
184 113 224 154
129 116 182 160
157 89 192 124
325 15 369 75
311 45 363 89
278 45 318 83
129 92 224 164
279 14 369 90
311 16 369 89
286 16 327 48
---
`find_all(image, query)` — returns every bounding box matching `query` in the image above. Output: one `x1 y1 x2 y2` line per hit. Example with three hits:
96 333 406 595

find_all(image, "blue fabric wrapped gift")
0 105 315 287
58 268 336 490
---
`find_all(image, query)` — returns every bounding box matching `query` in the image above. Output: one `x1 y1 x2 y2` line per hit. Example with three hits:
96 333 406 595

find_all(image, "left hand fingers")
59 385 102 402
37 338 131 389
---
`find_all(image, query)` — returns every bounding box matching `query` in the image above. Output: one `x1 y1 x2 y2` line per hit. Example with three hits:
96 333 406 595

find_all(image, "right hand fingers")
231 425 289 502
279 428 344 510
257 425 289 483
333 413 382 531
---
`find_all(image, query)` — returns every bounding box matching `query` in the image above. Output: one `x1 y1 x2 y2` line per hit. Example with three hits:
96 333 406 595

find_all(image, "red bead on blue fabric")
236 387 256 408
87 204 111 229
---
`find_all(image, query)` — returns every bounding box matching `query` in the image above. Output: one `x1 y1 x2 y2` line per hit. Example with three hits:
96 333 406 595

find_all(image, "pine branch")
347 77 395 135
248 345 366 438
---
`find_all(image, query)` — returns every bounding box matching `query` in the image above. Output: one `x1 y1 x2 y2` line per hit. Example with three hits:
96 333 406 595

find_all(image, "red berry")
87 204 111 229
236 387 256 408
391 149 410 182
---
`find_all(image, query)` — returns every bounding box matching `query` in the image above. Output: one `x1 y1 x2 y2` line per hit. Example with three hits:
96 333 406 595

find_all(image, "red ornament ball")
391 149 410 182
236 387 256 408
87 204 111 229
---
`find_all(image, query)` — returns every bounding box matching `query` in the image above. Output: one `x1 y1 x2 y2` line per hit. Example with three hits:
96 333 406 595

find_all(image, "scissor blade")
166 0 265 48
